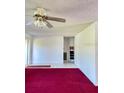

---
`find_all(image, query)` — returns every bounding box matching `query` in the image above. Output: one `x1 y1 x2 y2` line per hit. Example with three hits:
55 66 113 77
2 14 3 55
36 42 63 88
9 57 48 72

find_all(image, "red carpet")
25 68 98 93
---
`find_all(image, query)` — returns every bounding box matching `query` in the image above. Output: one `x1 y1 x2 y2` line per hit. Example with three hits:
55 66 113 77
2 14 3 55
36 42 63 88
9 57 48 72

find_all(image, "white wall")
69 37 74 46
32 36 63 64
75 22 98 85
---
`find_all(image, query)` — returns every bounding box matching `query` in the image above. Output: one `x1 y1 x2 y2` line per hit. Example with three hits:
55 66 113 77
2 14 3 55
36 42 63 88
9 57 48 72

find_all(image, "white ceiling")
25 0 97 37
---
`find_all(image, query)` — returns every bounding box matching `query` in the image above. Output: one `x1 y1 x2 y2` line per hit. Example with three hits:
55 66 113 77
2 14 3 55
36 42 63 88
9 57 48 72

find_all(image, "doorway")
63 37 75 63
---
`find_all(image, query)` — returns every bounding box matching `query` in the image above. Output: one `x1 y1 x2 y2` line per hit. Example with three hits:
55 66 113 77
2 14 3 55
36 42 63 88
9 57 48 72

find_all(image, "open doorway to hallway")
63 37 75 64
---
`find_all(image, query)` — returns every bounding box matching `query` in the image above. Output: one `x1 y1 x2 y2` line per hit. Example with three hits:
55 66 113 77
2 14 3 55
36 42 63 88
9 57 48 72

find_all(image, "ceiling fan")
26 8 66 28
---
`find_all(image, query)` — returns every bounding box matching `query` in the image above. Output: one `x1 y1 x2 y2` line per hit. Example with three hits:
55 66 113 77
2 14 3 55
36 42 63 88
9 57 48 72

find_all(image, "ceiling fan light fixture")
34 17 46 28
33 8 47 28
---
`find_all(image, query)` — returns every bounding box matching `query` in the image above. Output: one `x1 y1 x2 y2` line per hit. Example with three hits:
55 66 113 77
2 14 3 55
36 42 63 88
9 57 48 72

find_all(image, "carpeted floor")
25 68 98 93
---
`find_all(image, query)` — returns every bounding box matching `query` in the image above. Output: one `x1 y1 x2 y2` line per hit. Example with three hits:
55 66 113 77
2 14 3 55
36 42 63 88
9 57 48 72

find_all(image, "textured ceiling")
25 0 97 37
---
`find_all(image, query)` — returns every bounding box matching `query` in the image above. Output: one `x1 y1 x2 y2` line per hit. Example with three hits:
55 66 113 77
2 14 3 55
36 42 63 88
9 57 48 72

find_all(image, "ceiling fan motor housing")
34 8 47 16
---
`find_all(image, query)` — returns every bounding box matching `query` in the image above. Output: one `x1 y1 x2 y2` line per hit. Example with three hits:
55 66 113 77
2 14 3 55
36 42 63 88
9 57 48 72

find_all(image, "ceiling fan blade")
26 21 33 26
45 16 66 22
43 19 53 28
